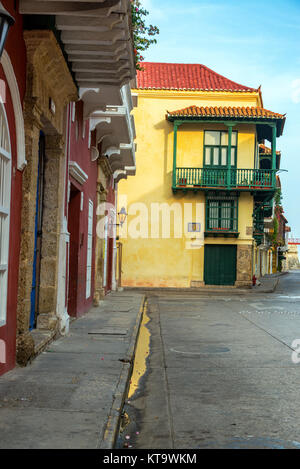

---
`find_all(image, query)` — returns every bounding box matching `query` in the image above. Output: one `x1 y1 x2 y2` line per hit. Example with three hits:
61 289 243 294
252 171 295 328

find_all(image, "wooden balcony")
173 168 276 192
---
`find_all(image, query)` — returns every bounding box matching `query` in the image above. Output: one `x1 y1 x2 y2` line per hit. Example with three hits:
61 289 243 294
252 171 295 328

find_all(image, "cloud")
291 79 300 103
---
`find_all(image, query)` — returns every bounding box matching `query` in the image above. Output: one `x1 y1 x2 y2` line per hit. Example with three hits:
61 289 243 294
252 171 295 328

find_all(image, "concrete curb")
99 295 146 449
266 278 279 293
253 271 287 294
262 271 289 279
125 287 251 295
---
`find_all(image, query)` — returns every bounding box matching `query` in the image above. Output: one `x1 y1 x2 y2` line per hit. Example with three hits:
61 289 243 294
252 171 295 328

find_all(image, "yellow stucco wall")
176 123 256 169
119 90 259 288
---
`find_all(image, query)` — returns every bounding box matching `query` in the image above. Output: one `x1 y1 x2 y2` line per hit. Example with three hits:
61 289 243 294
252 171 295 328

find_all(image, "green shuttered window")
206 196 238 232
204 130 237 168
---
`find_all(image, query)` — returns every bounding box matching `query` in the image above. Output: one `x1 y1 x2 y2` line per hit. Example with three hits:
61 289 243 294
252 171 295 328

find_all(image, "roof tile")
137 62 257 92
259 144 281 155
167 105 285 120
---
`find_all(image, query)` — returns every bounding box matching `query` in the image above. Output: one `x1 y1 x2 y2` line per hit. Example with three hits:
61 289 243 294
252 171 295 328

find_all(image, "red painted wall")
4 1 26 100
0 1 26 375
67 184 81 317
67 101 98 317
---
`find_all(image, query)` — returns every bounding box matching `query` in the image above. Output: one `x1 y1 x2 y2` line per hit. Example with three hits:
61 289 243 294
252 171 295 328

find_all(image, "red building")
0 0 137 375
65 100 98 318
0 0 26 375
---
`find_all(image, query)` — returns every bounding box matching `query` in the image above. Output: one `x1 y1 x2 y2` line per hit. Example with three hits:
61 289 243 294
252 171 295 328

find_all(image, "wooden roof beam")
56 14 123 31
60 29 128 45
19 0 123 16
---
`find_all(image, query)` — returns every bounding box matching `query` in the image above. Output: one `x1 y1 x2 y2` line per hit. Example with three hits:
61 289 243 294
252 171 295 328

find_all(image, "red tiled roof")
259 144 281 155
167 105 285 120
137 62 257 92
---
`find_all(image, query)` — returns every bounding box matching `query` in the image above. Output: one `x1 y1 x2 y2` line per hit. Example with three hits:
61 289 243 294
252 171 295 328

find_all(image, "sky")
141 0 300 238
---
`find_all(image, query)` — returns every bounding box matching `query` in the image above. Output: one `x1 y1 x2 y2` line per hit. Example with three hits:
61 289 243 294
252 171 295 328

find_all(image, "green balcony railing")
173 168 276 190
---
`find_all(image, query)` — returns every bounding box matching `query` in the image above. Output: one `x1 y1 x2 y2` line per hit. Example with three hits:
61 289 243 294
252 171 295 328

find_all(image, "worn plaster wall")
94 157 114 304
118 90 257 288
287 245 300 270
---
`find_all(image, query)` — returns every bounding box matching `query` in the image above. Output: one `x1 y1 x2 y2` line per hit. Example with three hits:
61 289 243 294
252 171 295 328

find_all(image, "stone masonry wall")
16 31 77 365
235 244 253 288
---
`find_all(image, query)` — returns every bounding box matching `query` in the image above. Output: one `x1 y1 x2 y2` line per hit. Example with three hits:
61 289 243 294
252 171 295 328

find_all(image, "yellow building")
118 63 285 288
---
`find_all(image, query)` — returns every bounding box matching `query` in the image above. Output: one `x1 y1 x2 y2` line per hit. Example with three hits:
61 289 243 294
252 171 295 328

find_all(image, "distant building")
286 244 300 270
118 62 286 288
255 175 289 276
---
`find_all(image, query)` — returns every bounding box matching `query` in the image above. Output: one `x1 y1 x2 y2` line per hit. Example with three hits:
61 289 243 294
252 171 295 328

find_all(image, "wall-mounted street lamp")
0 2 14 58
108 207 127 230
118 207 127 227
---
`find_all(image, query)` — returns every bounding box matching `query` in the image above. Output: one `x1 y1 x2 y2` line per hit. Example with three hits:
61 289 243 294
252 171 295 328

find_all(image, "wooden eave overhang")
167 106 286 138
19 0 136 88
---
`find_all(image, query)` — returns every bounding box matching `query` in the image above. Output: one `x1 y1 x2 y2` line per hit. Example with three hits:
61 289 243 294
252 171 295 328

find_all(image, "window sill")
205 231 240 238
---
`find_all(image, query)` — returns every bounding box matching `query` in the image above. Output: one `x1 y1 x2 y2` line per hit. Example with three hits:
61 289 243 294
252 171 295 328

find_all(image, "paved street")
122 271 300 449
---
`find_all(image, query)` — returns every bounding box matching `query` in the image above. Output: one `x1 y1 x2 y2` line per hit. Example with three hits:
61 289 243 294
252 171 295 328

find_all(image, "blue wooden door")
30 133 45 330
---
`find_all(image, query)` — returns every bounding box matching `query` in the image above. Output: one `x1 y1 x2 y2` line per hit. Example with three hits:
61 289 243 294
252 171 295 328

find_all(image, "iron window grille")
206 196 238 232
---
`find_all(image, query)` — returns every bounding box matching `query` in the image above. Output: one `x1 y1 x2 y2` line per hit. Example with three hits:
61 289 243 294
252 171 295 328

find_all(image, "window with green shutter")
204 130 237 168
206 196 238 232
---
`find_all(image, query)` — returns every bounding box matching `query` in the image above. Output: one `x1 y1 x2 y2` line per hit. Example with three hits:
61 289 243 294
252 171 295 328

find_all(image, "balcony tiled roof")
137 62 257 92
167 105 285 120
259 144 281 155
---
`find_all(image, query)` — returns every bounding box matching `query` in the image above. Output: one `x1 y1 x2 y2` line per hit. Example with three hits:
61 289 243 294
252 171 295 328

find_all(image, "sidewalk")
126 272 288 296
252 271 288 293
0 292 145 449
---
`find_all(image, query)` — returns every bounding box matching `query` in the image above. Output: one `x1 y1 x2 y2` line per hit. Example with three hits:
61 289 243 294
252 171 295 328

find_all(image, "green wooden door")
204 245 237 285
